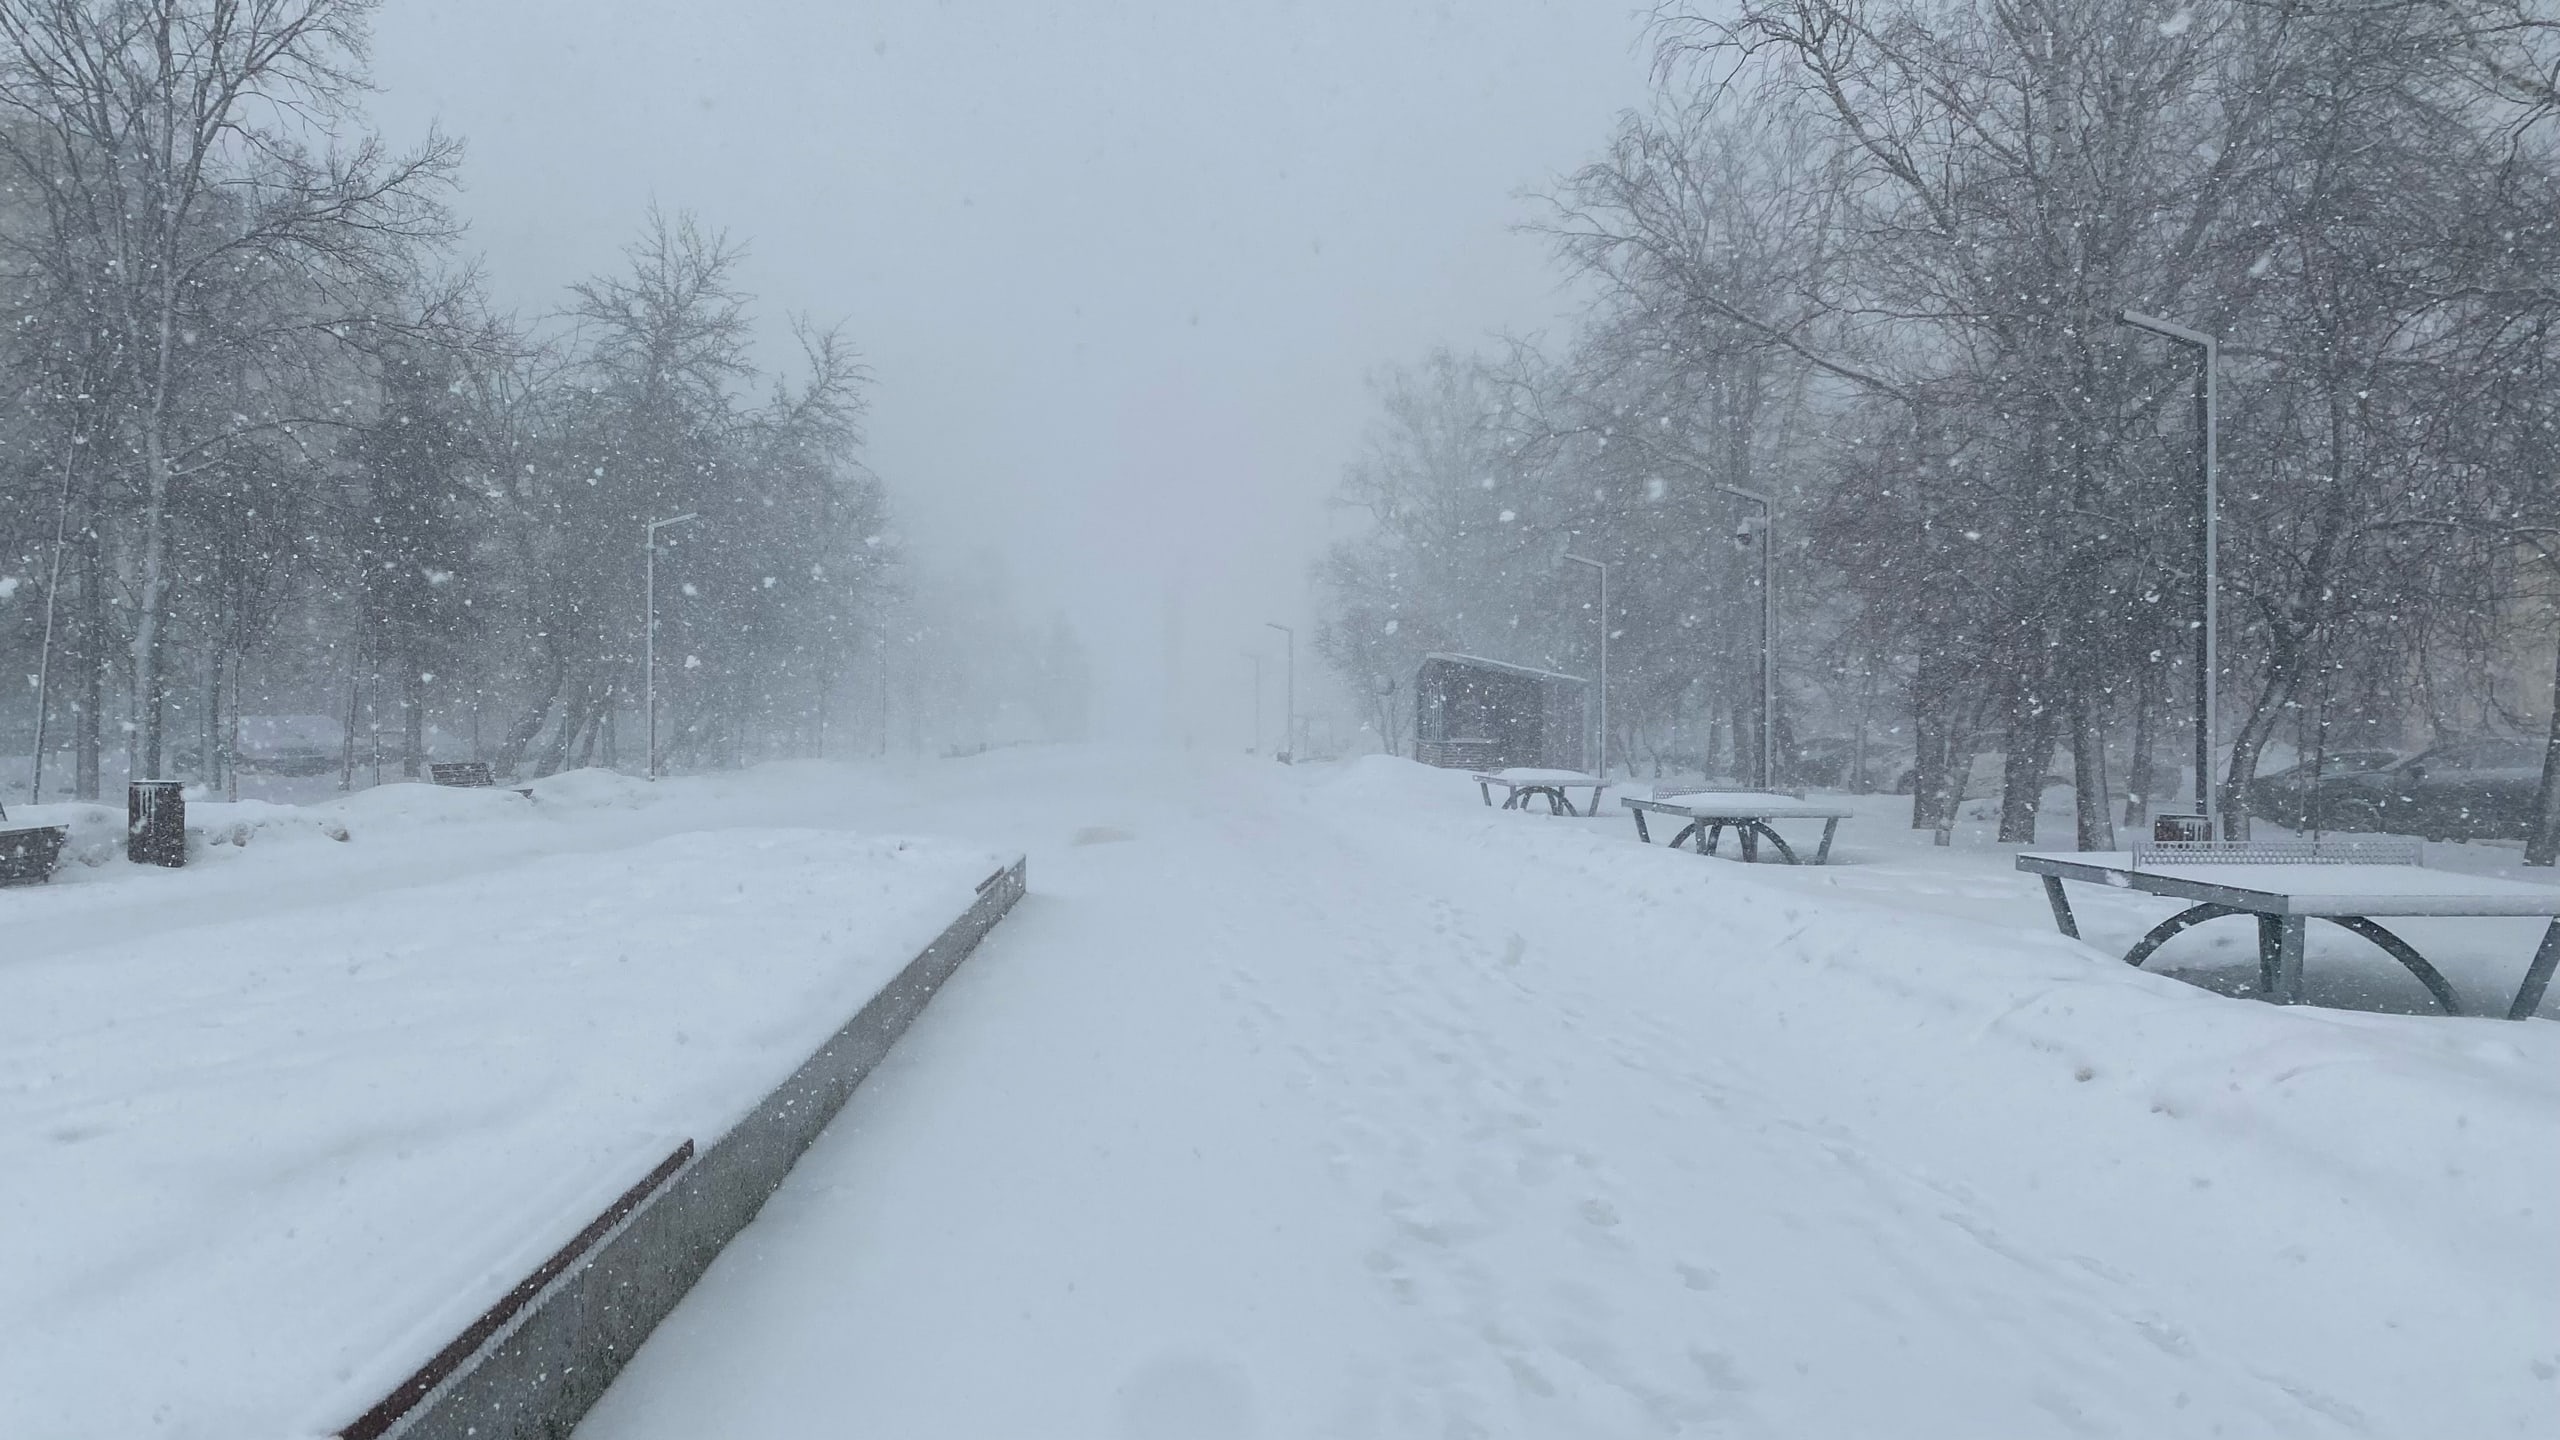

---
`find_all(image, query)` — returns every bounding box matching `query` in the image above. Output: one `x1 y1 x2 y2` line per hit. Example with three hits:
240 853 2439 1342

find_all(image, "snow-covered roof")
1419 652 1589 687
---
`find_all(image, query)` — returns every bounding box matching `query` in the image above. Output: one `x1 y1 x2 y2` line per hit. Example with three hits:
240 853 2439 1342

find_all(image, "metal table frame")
1623 796 1850 865
2019 851 2560 1021
1473 773 1610 817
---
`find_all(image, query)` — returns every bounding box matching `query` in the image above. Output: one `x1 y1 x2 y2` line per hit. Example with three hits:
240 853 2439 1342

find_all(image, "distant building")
1412 653 1590 771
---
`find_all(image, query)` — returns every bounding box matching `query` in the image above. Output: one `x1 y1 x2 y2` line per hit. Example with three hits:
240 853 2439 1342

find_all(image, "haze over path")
367 0 1658 743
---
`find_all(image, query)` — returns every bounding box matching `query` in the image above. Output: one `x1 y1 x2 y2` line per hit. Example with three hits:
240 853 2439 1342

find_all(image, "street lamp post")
1245 651 1264 753
1564 553 1608 777
644 512 699 782
2120 309 2220 837
1265 622 1295 763
1719 486 1776 791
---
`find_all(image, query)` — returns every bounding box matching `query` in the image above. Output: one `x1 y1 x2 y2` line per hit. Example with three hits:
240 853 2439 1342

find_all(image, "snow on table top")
1632 789 1855 819
0 825 1009 1440
2022 850 2560 915
1476 768 1605 786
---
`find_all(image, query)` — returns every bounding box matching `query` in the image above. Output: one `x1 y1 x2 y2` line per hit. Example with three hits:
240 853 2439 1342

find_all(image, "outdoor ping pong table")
1473 769 1612 816
1622 790 1855 865
2019 840 2560 1020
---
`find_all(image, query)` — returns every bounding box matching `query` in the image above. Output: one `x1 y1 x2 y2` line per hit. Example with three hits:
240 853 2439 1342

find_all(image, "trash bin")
129 780 186 867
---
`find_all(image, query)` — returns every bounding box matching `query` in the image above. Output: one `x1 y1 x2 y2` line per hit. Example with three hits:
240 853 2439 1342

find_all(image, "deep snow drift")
0 769 1010 1440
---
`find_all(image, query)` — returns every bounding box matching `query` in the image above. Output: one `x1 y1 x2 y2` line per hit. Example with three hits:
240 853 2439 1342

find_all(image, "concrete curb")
349 856 1029 1440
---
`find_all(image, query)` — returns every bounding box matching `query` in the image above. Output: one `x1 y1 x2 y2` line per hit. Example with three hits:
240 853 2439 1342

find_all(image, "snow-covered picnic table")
1621 789 1854 864
1470 768 1610 816
2020 841 2560 1019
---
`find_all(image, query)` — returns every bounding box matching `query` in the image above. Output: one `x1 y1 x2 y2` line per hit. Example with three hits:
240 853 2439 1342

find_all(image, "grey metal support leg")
1815 818 1839 865
1632 808 1653 844
2321 916 2462 1016
2258 914 2307 1004
1747 822 1801 865
1737 825 1757 862
2040 875 2079 940
1478 780 1493 807
2511 919 2560 1021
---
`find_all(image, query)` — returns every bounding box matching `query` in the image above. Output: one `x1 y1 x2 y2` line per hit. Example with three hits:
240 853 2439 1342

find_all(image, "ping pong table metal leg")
2040 875 2079 940
2123 903 2245 972
2320 916 2461 1017
1632 808 1653 843
1749 822 1800 865
1736 824 1757 862
1478 780 1493 807
1815 818 1839 865
2510 919 2560 1021
2259 914 2307 1004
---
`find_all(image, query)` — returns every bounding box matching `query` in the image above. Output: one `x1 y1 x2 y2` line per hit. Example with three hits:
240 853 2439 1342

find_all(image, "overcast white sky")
368 0 1657 747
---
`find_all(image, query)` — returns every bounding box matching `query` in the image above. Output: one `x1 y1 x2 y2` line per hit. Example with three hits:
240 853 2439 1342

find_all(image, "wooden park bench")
430 761 497 788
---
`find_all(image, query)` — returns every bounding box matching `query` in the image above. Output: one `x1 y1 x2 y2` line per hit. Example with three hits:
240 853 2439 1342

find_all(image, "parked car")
2316 738 2546 840
2241 748 2404 827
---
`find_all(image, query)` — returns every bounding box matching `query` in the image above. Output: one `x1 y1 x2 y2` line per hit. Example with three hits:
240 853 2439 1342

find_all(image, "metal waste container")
129 780 186 867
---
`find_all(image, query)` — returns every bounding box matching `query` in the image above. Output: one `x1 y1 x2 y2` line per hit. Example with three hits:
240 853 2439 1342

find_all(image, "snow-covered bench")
0 815 66 886
1472 768 1611 816
1622 790 1854 865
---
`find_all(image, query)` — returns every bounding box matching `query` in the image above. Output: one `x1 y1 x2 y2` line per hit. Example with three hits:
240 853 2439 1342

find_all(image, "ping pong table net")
2130 836 2425 868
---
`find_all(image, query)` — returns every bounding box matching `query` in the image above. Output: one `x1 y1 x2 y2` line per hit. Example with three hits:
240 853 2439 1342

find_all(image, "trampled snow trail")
577 750 2558 1439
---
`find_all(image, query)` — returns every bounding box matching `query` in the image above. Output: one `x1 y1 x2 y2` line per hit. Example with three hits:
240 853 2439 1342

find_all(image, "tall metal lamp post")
1265 622 1295 763
2120 309 2220 836
1563 553 1608 777
1719 486 1776 791
644 512 699 781
1245 651 1265 753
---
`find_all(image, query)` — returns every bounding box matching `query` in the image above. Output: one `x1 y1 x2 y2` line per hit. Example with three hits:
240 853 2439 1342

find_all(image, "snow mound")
188 798 354 850
527 766 661 812
325 780 534 828
1317 753 1482 810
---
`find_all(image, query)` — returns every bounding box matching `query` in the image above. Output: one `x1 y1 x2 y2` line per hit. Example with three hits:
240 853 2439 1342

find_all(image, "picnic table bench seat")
1622 790 1854 865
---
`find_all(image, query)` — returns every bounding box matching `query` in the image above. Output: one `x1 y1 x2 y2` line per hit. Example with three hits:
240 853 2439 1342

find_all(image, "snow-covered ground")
8 749 2554 1438
553 749 2558 1439
0 768 1012 1440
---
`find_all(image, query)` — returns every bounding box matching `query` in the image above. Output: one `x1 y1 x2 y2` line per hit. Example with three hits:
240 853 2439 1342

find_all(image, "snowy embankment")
0 768 1011 1440
569 750 2557 1440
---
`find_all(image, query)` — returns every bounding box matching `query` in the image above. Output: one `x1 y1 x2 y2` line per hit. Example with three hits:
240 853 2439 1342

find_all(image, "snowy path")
578 751 2559 1439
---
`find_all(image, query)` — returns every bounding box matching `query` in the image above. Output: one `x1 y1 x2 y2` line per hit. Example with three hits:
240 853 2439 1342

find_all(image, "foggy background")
366 0 1654 748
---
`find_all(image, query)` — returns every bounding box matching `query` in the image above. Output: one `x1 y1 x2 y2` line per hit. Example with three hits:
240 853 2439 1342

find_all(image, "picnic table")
1472 768 1611 816
2019 839 2560 1020
1621 790 1854 865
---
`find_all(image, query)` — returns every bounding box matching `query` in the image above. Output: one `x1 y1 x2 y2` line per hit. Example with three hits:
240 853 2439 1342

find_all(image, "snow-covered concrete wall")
370 857 1028 1440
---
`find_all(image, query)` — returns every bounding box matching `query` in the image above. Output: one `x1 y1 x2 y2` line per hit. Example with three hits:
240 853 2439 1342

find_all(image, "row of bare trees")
0 1 896 795
1321 0 2560 859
